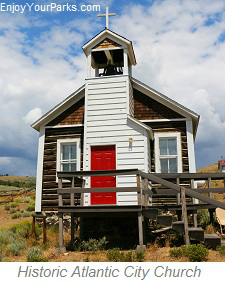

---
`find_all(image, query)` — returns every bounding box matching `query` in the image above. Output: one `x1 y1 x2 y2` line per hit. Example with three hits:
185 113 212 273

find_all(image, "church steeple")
82 9 136 79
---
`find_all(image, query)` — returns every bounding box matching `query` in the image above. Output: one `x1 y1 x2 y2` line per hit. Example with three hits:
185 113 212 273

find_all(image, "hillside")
197 162 220 173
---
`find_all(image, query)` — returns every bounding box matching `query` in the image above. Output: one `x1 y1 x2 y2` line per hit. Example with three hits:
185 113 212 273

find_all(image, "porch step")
172 221 184 233
188 228 204 242
172 222 204 241
157 215 173 226
204 234 221 249
143 209 158 220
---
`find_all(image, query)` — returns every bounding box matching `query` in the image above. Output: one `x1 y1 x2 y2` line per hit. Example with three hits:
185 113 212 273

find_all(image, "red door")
91 145 116 205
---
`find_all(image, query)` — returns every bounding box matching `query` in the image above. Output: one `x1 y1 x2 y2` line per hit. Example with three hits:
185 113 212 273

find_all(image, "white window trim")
154 132 182 173
56 138 81 181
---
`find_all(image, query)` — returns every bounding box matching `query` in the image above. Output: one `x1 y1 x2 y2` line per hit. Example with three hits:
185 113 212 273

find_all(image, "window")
155 132 182 173
57 139 80 173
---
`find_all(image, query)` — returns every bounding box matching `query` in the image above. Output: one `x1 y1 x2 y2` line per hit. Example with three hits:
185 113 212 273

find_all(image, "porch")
56 169 225 252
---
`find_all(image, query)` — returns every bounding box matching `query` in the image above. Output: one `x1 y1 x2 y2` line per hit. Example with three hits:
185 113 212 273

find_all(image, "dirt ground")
0 203 32 229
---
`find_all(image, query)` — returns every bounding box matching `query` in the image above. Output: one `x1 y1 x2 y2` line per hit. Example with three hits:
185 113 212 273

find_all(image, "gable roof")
131 77 200 137
82 28 137 66
31 85 85 131
32 77 200 137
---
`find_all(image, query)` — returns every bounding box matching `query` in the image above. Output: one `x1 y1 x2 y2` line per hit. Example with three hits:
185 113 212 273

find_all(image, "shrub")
0 247 3 261
184 244 208 262
9 202 19 208
26 201 35 211
216 246 225 256
27 248 48 262
11 212 21 219
169 248 183 258
4 205 10 211
106 248 143 262
6 240 25 256
21 211 30 217
80 237 108 252
0 229 15 245
198 209 210 228
21 196 32 203
135 251 145 262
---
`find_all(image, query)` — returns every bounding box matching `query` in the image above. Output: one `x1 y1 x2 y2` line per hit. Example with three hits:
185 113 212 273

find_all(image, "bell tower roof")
82 28 137 67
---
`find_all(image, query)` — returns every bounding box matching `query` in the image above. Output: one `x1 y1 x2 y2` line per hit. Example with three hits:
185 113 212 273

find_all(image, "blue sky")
0 0 225 176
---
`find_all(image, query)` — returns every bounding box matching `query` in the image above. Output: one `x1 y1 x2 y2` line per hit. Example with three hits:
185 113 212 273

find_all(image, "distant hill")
197 162 220 173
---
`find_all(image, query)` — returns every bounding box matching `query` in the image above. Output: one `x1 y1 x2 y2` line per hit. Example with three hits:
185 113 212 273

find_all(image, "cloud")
0 0 225 176
23 108 42 124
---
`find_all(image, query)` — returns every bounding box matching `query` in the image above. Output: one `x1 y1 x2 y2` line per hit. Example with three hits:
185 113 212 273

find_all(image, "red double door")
91 145 116 205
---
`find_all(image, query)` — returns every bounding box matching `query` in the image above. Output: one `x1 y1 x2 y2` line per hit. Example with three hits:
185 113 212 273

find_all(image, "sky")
0 0 225 176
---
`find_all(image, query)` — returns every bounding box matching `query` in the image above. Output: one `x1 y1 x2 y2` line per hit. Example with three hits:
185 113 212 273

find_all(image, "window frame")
154 132 182 173
56 138 81 178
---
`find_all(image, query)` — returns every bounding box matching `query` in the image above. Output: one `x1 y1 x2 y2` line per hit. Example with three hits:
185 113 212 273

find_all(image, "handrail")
153 173 225 180
57 169 225 210
139 171 225 210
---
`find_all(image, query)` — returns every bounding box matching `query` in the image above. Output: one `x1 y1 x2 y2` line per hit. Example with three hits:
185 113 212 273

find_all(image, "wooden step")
188 228 204 242
204 234 221 249
172 223 204 241
172 221 184 233
157 215 173 226
142 209 158 220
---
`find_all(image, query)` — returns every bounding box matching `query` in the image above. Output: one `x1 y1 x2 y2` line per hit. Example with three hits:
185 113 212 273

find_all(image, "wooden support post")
71 213 75 246
59 212 65 252
137 174 142 206
31 215 35 235
176 178 181 204
191 179 198 228
181 187 190 246
136 212 146 252
71 177 75 206
43 217 47 244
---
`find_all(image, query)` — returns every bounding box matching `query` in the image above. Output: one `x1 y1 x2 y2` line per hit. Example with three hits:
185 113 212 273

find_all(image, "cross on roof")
98 7 116 29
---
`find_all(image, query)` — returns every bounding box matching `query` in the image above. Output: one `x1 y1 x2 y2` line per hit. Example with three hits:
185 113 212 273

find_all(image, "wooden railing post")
141 178 149 206
71 177 75 206
176 178 181 204
191 179 198 228
58 178 65 252
208 178 212 198
181 187 190 245
80 179 85 207
137 174 142 206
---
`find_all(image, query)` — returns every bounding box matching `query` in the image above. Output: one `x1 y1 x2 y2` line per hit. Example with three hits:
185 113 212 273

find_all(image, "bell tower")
81 9 144 206
82 7 136 78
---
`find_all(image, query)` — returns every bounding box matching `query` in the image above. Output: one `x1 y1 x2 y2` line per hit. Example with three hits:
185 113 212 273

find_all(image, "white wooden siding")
84 76 148 206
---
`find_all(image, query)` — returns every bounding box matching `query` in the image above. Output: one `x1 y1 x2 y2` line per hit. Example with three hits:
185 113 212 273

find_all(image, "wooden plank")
181 187 190 245
57 169 139 178
154 173 225 180
57 187 140 194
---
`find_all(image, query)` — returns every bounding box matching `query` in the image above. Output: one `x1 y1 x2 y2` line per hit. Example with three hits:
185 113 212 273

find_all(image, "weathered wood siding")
93 38 121 49
144 121 189 173
47 98 84 126
42 127 84 211
133 89 183 120
84 76 148 206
